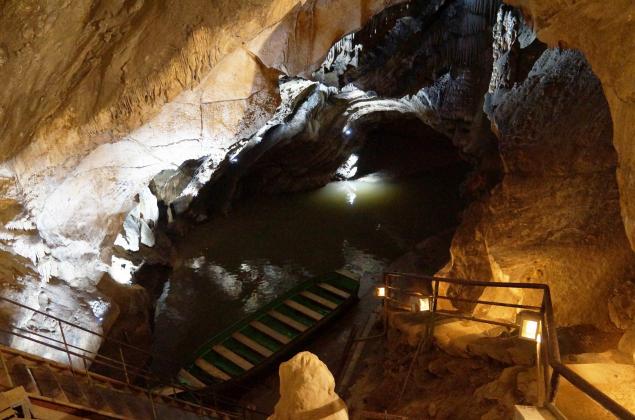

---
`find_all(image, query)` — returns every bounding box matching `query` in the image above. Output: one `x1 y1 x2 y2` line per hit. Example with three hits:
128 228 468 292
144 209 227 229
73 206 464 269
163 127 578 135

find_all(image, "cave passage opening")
148 116 471 369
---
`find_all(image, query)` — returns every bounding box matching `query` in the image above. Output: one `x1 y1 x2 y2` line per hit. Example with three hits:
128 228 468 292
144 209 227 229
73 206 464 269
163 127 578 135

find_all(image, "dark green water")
152 168 465 364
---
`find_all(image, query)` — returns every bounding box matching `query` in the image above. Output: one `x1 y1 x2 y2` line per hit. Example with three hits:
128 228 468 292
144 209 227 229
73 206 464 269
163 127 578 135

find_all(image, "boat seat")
177 369 206 389
232 333 273 357
300 291 338 310
284 300 323 321
194 358 231 381
317 283 350 299
268 310 309 332
212 345 254 371
250 321 291 344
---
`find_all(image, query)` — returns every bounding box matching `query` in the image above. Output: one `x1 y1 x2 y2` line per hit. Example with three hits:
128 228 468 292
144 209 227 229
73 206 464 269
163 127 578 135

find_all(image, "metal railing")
0 295 268 419
382 272 635 420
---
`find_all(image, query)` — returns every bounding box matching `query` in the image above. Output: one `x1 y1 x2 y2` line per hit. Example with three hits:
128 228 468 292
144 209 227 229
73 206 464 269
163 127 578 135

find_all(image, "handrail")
0 294 267 419
0 296 159 359
382 272 635 420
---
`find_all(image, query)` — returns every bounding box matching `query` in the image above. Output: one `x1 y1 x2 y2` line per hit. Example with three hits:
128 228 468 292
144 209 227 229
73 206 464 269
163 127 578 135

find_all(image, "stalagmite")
269 352 348 420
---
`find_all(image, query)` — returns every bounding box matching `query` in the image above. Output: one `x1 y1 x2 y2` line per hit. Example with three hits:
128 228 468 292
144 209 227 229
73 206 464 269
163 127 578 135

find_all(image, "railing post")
57 320 75 374
542 290 561 403
147 390 158 419
119 345 130 384
382 273 389 336
424 279 440 351
536 330 545 406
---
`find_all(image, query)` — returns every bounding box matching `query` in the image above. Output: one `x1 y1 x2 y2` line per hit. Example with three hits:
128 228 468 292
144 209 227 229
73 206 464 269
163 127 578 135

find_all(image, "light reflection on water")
152 170 465 365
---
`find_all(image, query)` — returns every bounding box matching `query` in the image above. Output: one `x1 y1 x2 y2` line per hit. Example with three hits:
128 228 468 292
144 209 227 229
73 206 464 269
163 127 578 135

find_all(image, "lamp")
375 286 386 298
516 311 542 341
411 296 431 313
516 310 545 406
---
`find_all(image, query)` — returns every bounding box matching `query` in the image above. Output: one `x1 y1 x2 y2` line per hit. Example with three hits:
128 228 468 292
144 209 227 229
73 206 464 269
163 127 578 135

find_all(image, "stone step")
118 390 155 420
0 350 14 389
28 365 68 402
53 371 90 407
94 385 135 418
6 357 39 395
77 379 115 414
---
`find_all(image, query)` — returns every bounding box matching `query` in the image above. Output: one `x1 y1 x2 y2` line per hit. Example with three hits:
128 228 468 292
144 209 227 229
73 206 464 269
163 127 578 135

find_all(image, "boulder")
609 280 635 330
618 326 635 363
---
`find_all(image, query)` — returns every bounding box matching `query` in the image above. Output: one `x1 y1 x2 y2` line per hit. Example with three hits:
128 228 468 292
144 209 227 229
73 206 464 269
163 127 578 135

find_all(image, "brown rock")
618 326 635 363
440 49 635 328
609 280 635 330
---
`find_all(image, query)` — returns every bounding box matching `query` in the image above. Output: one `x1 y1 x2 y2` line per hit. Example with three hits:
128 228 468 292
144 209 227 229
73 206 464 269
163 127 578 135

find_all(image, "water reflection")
152 169 465 365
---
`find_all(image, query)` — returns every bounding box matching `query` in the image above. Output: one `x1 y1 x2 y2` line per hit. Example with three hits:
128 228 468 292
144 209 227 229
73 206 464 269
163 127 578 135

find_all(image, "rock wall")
441 47 635 328
500 3 635 324
2 0 633 363
0 0 405 360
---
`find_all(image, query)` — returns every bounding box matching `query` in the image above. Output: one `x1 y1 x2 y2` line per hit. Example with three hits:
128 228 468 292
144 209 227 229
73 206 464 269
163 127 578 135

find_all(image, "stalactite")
464 0 500 20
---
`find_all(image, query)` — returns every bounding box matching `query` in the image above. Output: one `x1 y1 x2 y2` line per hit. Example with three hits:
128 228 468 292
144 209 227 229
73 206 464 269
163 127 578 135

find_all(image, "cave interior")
0 0 634 419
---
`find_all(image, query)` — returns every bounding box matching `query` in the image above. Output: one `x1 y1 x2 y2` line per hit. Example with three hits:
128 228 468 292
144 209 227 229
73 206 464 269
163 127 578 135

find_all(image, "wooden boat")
177 270 360 390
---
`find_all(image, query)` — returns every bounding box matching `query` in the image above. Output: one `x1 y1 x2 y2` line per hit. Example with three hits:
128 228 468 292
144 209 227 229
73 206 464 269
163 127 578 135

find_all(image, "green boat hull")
178 270 360 390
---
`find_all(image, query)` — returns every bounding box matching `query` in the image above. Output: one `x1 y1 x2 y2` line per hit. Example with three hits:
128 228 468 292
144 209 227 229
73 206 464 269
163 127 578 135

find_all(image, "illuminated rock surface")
269 351 348 420
0 4 633 414
0 0 404 353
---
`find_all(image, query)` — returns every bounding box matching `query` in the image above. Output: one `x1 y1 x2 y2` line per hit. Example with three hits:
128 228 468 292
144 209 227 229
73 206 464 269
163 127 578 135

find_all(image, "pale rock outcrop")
269 351 348 420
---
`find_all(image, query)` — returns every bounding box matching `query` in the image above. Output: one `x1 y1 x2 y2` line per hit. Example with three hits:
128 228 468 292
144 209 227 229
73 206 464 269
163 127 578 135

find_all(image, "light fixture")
516 311 542 341
375 286 386 298
411 296 431 312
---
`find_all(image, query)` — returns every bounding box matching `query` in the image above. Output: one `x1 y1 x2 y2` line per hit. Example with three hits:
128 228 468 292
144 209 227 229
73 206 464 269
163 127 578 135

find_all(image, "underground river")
150 166 467 367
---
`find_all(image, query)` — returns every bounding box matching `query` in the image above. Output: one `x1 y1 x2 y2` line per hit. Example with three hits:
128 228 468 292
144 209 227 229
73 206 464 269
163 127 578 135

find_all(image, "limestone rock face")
269 351 348 420
503 1 635 254
0 0 404 357
1 0 404 286
439 47 635 328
